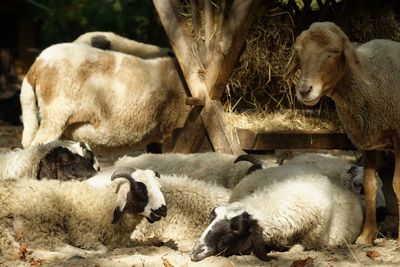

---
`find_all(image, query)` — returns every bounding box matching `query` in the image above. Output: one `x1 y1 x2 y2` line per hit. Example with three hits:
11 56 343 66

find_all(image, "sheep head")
191 202 270 262
111 167 167 224
285 22 362 106
37 144 98 181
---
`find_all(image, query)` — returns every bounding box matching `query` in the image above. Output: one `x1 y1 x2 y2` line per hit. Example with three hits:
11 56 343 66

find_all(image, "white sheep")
20 43 190 149
115 152 277 189
0 168 167 260
191 163 363 262
74 31 173 58
0 140 99 181
285 21 400 245
0 167 230 261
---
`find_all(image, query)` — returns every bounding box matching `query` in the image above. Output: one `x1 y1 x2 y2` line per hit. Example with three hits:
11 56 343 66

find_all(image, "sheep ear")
343 39 363 77
112 181 131 224
284 50 299 79
249 223 270 261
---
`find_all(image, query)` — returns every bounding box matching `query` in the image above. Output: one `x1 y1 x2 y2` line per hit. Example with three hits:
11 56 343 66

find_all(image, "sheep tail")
20 76 39 148
234 154 264 174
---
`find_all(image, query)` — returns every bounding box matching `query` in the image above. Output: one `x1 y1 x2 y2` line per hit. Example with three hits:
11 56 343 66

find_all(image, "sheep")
74 31 174 58
20 43 190 150
114 152 277 189
0 167 231 261
284 21 400 244
0 140 99 181
0 168 167 260
191 162 363 262
234 152 387 221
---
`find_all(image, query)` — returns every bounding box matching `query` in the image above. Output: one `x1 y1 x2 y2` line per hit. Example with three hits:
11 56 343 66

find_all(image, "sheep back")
115 152 252 188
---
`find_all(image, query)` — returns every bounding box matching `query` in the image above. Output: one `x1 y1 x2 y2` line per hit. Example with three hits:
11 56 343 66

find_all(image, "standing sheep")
284 21 400 245
191 163 363 261
20 43 190 149
74 31 174 58
0 140 99 181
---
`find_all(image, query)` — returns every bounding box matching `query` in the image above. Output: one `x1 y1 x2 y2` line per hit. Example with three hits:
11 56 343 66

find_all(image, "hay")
225 109 343 133
223 7 299 112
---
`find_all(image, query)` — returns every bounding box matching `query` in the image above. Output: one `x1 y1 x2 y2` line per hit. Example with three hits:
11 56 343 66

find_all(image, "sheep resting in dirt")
115 152 277 189
285 21 400 245
74 31 173 58
20 43 190 149
0 140 99 181
191 163 363 261
0 168 167 260
0 167 231 261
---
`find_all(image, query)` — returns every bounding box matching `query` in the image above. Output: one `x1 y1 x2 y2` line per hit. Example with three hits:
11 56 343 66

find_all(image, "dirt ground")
0 124 399 267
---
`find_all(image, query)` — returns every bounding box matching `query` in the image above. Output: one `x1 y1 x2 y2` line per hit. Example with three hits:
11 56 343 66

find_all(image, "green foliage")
34 0 166 47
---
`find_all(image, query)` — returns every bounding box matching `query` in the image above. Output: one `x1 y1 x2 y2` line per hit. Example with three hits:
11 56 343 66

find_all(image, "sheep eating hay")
74 31 174 58
0 140 99 181
285 21 400 245
20 43 190 149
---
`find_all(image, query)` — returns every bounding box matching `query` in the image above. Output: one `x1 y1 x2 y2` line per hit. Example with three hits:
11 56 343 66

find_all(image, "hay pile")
222 6 343 131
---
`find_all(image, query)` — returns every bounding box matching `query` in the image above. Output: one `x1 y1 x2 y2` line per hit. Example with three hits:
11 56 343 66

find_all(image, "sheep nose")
300 85 312 97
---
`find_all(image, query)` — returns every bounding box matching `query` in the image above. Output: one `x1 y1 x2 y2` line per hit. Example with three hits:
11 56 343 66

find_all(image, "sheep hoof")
355 234 374 246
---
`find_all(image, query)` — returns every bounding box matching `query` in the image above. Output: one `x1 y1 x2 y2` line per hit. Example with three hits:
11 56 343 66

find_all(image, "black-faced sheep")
0 167 231 261
0 140 99 181
284 21 400 245
74 31 174 58
20 43 190 149
191 163 363 262
0 168 167 260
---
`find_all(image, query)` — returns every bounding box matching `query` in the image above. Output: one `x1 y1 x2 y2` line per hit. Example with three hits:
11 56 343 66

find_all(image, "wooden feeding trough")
153 0 355 156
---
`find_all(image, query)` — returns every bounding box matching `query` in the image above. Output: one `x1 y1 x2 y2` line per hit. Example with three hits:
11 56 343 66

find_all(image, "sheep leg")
392 137 400 242
30 115 68 145
356 150 378 245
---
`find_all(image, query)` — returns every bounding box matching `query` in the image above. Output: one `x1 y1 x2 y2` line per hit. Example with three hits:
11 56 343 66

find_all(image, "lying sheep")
74 31 173 58
0 140 99 181
235 152 387 220
0 168 167 260
20 43 190 149
0 167 230 260
191 163 363 261
284 21 400 245
115 152 277 189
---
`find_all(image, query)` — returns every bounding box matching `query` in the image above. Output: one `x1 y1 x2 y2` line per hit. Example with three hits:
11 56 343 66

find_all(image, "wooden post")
153 0 259 156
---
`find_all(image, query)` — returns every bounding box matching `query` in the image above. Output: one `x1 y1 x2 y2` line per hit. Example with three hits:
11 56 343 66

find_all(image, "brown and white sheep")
285 21 400 245
74 31 173 58
20 43 190 149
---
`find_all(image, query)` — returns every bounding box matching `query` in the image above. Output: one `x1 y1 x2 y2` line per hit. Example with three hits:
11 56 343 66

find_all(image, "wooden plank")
172 106 206 153
205 0 262 99
237 128 356 151
204 0 215 66
202 100 242 154
190 0 206 66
